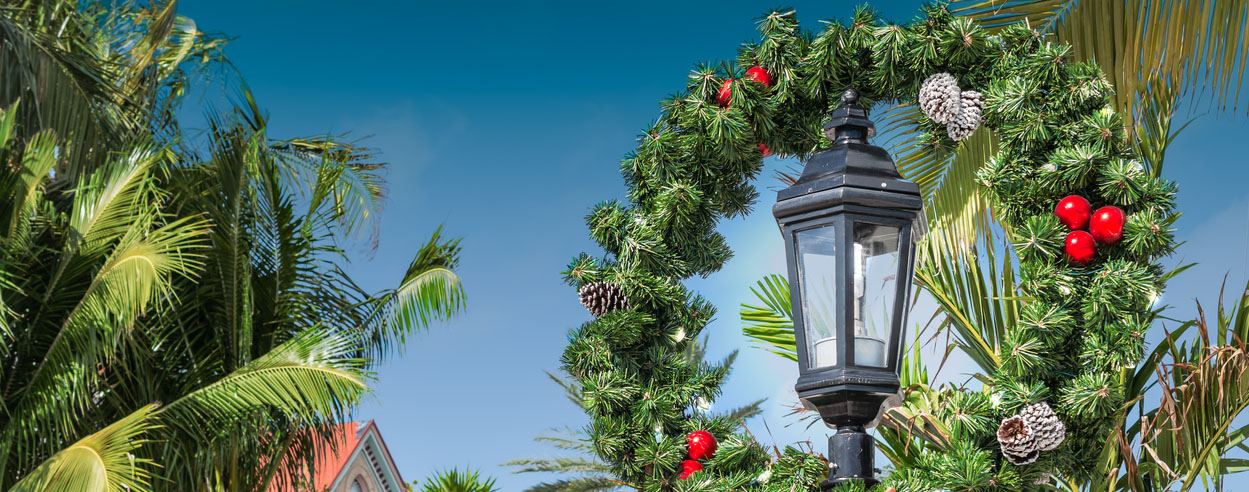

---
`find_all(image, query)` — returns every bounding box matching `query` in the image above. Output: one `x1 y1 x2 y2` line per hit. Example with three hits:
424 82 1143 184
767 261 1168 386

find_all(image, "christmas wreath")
561 5 1177 491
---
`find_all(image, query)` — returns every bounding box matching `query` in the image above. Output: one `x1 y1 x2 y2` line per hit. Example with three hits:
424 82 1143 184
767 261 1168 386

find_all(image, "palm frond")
955 0 1249 123
913 226 1018 373
917 128 999 249
155 328 369 436
3 215 208 467
874 101 997 249
1133 78 1192 177
67 144 166 255
4 128 57 240
376 227 466 353
515 477 623 492
721 398 767 423
11 404 158 492
877 332 954 468
0 6 134 181
547 371 587 410
740 274 797 362
269 132 387 240
532 427 597 454
1141 281 1249 491
502 457 612 475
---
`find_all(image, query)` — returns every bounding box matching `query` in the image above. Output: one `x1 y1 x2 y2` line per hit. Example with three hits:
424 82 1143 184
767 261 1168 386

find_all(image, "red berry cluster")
716 67 773 158
1054 195 1125 265
677 431 717 480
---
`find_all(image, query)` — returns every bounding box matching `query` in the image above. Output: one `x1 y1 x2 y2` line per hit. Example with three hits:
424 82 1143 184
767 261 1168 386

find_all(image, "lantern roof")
777 89 922 203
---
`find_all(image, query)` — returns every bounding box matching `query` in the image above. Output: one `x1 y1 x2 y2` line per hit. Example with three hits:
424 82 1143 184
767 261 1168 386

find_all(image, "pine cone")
919 73 962 124
1020 402 1066 452
578 281 629 317
947 90 983 141
997 415 1039 465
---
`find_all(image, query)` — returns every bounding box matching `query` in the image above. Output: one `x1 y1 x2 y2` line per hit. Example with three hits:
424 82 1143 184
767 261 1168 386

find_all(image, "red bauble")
687 430 718 460
758 143 772 157
1064 230 1097 265
745 66 772 87
1055 195 1092 230
1089 206 1126 244
677 460 703 480
717 80 733 107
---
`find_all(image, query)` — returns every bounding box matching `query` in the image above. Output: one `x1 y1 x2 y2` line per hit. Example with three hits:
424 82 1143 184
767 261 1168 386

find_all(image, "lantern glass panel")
851 222 901 368
795 224 838 369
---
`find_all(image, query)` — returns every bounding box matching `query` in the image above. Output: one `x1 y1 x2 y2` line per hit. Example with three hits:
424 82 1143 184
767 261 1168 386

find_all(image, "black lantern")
772 88 926 489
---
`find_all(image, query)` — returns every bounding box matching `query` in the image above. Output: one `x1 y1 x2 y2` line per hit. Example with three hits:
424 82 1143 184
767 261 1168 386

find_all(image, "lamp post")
772 88 926 489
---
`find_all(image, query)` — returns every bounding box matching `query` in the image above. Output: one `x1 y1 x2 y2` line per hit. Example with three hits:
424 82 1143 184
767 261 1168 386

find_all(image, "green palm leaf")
272 134 387 239
2 214 208 469
373 227 466 354
955 0 1249 125
11 404 158 492
913 226 1017 373
155 328 369 433
740 274 797 362
4 128 56 239
880 106 998 248
517 478 623 492
505 457 612 475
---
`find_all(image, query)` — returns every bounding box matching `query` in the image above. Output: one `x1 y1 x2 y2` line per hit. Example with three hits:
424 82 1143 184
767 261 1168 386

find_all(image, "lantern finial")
841 88 860 105
824 87 876 143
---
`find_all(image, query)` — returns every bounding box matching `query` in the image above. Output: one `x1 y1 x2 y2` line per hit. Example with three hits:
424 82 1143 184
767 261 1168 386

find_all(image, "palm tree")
141 98 466 490
0 98 466 491
504 336 765 492
0 1 467 490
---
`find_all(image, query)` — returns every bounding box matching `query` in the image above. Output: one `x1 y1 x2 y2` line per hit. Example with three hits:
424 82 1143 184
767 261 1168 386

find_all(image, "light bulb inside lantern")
851 223 900 368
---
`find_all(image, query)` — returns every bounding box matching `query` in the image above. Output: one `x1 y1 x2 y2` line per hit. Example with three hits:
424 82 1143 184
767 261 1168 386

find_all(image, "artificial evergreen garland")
560 5 1177 492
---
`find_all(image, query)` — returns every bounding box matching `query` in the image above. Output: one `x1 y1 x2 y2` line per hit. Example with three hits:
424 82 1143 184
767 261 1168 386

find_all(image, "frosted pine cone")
1020 402 1066 452
947 90 983 141
997 415 1040 465
919 73 962 124
578 281 629 317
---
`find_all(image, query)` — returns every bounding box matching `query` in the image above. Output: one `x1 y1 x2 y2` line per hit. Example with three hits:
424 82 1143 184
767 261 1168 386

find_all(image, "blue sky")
179 1 1249 489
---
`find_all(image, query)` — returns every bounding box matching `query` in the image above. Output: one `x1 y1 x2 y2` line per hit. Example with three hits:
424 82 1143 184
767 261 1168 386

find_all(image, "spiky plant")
417 468 500 492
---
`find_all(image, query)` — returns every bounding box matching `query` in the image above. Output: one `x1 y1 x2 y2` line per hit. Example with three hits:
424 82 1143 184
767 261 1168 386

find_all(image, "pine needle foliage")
508 337 764 492
562 5 1177 492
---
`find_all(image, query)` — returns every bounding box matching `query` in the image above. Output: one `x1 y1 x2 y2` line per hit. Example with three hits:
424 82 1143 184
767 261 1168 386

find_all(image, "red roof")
268 420 406 492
